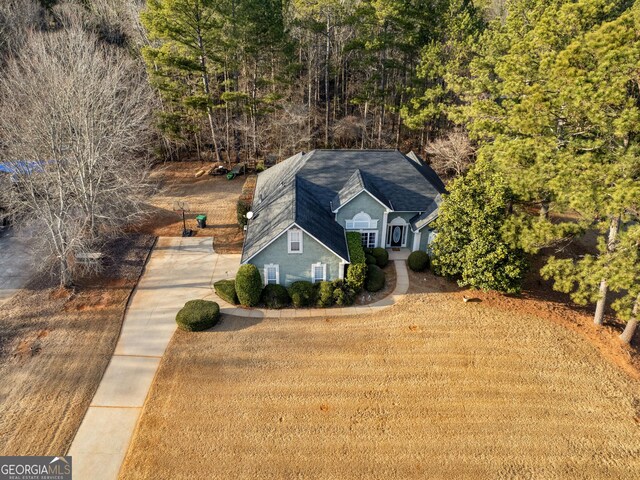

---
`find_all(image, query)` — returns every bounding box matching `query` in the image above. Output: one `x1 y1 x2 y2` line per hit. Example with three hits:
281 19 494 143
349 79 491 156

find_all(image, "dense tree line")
139 0 492 163
431 0 640 342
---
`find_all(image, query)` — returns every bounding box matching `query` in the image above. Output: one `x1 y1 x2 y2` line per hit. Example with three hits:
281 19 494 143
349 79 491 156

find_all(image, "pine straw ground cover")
0 234 155 456
120 272 640 479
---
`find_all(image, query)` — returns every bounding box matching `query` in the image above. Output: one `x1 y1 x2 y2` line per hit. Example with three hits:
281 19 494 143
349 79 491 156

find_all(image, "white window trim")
311 262 326 283
412 231 422 251
287 228 303 254
345 211 378 230
359 230 377 249
264 264 280 286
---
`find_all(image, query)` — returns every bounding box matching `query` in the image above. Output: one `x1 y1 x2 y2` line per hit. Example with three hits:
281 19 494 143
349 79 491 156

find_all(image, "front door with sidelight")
386 218 408 248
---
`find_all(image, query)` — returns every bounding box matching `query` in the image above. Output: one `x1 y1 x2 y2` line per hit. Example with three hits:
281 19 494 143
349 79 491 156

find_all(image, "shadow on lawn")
213 314 263 332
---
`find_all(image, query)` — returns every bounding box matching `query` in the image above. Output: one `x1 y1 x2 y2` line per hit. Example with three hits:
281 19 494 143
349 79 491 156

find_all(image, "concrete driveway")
0 231 35 306
68 237 240 480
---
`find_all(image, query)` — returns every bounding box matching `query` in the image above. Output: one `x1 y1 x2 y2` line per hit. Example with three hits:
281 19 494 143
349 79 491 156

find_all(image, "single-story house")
241 149 446 286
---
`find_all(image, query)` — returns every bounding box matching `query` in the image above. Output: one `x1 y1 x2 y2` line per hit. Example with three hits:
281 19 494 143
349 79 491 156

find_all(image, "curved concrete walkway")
68 237 409 480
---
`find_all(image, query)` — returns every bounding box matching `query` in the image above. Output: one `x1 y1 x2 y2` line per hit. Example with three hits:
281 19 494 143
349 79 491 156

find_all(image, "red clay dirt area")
135 162 252 254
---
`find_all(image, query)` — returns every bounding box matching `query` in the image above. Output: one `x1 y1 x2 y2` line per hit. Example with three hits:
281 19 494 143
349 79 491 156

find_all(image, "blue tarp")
0 161 47 179
0 161 46 174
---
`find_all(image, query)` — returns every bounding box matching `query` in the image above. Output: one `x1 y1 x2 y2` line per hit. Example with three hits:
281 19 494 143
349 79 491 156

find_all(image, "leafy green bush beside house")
366 264 385 292
331 279 355 306
346 231 366 264
213 279 239 305
316 281 334 307
237 200 250 227
371 247 389 268
288 281 317 307
346 263 367 292
260 284 290 309
235 264 262 306
408 251 430 272
175 300 220 331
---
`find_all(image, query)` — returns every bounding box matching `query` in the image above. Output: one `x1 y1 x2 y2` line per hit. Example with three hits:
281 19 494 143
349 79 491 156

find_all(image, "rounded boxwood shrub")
346 262 367 292
288 281 317 307
371 247 389 268
261 284 290 309
316 281 334 307
365 253 377 265
175 300 220 331
332 279 355 306
235 264 262 306
366 264 385 292
213 279 238 305
408 250 430 271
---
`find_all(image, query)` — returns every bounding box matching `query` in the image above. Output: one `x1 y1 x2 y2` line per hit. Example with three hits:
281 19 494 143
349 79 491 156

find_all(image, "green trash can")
196 214 207 228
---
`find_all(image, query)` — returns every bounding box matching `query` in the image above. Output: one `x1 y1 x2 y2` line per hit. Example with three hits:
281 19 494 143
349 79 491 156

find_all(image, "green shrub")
346 262 367 292
255 161 265 172
408 250 430 272
261 284 290 309
316 281 334 307
175 300 220 331
235 264 262 306
371 247 389 268
237 200 251 227
346 231 366 264
365 253 377 265
364 247 373 255
213 279 238 305
288 281 317 307
331 279 355 306
366 264 385 292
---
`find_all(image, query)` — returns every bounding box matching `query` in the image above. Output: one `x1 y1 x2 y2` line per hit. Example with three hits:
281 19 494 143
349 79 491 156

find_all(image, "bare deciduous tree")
55 0 147 48
425 129 475 178
0 0 42 61
0 22 155 287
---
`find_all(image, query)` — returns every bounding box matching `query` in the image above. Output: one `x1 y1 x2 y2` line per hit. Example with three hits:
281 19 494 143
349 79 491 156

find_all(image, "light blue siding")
418 227 435 252
336 192 386 248
248 228 344 286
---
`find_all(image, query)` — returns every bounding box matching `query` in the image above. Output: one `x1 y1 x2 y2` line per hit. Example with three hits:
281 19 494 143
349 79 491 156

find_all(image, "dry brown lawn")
120 272 640 479
136 162 247 253
0 235 154 456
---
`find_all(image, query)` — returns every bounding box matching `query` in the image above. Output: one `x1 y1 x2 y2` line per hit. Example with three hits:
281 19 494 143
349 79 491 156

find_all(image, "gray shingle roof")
331 169 392 211
410 194 442 231
241 150 445 263
296 177 349 261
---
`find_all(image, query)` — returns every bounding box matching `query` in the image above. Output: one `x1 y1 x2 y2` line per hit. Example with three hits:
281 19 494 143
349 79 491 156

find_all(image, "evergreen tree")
540 2 640 326
142 0 225 161
431 165 528 293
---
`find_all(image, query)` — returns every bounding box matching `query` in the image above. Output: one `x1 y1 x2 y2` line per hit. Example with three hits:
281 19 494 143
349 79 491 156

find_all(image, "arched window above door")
345 211 378 230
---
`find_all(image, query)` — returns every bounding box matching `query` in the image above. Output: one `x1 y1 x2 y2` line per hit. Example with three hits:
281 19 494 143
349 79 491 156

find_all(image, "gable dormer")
330 169 392 213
